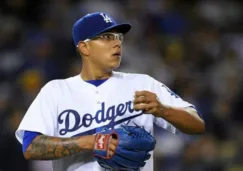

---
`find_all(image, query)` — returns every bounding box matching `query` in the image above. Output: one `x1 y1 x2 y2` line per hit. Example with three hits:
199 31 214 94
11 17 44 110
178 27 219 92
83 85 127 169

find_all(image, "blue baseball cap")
72 12 132 47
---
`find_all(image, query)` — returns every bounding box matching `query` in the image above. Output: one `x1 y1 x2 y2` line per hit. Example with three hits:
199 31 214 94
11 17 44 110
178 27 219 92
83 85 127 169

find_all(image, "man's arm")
24 135 95 160
133 91 205 134
156 106 205 134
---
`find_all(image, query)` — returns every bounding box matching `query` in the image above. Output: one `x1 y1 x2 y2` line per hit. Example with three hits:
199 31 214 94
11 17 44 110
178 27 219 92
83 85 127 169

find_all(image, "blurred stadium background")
0 0 243 171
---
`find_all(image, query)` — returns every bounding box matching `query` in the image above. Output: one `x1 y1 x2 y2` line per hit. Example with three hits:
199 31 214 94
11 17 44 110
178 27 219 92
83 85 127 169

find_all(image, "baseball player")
15 12 205 171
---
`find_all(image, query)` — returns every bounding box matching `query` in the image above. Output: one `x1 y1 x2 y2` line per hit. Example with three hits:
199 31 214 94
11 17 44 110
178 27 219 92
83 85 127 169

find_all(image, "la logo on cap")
100 13 112 23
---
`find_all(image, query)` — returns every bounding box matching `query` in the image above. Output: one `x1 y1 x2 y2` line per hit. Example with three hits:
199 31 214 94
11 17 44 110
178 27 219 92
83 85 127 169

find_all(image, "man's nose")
113 39 122 48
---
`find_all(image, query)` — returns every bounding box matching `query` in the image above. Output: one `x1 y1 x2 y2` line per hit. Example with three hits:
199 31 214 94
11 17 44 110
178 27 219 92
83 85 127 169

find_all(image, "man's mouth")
112 52 121 57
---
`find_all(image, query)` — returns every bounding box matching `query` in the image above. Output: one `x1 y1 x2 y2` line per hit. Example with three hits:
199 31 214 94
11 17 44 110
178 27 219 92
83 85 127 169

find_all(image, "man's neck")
80 68 112 81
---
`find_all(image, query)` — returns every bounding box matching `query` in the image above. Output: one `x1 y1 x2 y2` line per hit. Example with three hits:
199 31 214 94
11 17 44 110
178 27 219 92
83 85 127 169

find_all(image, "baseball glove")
93 125 156 171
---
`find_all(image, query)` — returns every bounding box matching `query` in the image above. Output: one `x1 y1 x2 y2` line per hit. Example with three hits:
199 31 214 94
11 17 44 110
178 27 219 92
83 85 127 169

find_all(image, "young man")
16 12 205 171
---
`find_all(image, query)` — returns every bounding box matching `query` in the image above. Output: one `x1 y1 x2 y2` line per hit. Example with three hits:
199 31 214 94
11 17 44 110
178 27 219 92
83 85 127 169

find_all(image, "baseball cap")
72 12 132 47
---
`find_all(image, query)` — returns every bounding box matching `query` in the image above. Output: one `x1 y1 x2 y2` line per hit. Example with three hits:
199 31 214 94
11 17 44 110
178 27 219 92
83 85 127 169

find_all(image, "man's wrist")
78 135 96 150
157 103 173 118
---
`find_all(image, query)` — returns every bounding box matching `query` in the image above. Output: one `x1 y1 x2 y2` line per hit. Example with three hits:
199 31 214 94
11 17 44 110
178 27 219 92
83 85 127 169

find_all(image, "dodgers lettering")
58 101 142 135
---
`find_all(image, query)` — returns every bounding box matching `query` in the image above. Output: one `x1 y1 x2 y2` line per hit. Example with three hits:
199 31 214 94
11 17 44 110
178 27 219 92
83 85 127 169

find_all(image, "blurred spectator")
0 107 30 171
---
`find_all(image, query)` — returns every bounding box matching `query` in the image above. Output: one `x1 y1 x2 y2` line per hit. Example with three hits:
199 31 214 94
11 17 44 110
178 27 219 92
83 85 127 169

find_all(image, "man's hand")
108 138 118 157
86 135 118 157
133 91 169 117
93 125 156 170
133 91 205 134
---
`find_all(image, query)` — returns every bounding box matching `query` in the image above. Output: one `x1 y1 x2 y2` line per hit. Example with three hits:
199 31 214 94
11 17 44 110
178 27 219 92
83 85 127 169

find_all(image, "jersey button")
95 91 99 94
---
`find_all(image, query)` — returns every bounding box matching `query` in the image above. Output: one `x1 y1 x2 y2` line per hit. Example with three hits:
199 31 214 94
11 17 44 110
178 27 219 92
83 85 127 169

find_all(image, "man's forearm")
24 135 95 160
159 106 205 134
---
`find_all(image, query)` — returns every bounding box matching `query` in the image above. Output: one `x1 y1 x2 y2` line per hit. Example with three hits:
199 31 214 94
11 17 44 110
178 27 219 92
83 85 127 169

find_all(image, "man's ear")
77 42 89 56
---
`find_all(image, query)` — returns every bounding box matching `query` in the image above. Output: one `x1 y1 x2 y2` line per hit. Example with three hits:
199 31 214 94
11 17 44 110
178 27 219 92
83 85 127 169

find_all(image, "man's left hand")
133 91 168 117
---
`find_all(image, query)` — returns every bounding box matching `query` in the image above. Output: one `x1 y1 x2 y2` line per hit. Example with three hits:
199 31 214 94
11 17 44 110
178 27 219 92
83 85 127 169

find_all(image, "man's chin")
108 61 120 70
104 66 118 73
113 63 121 70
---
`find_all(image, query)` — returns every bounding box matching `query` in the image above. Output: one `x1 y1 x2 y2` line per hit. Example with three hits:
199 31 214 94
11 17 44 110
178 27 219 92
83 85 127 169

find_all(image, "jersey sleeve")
15 81 59 144
22 131 41 152
150 77 195 134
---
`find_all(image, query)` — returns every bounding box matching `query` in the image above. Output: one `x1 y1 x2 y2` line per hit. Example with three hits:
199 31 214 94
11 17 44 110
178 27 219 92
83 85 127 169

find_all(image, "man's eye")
102 34 114 40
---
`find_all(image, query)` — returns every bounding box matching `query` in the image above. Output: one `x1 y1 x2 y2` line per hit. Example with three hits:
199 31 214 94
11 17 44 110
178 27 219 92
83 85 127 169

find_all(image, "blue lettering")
82 113 92 127
58 110 81 135
58 101 143 135
162 85 180 98
117 103 126 116
106 105 115 120
126 101 134 113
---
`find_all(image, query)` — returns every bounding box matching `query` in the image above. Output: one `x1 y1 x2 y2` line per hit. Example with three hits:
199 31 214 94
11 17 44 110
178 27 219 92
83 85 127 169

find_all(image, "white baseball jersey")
15 71 194 171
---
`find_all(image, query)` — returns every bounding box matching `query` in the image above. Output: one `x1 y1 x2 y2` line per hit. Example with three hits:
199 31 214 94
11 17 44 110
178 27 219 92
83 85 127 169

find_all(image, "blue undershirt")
86 79 108 87
22 79 108 152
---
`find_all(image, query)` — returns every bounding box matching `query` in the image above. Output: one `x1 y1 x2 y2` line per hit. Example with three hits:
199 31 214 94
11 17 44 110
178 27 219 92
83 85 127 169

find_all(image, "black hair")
76 48 82 58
